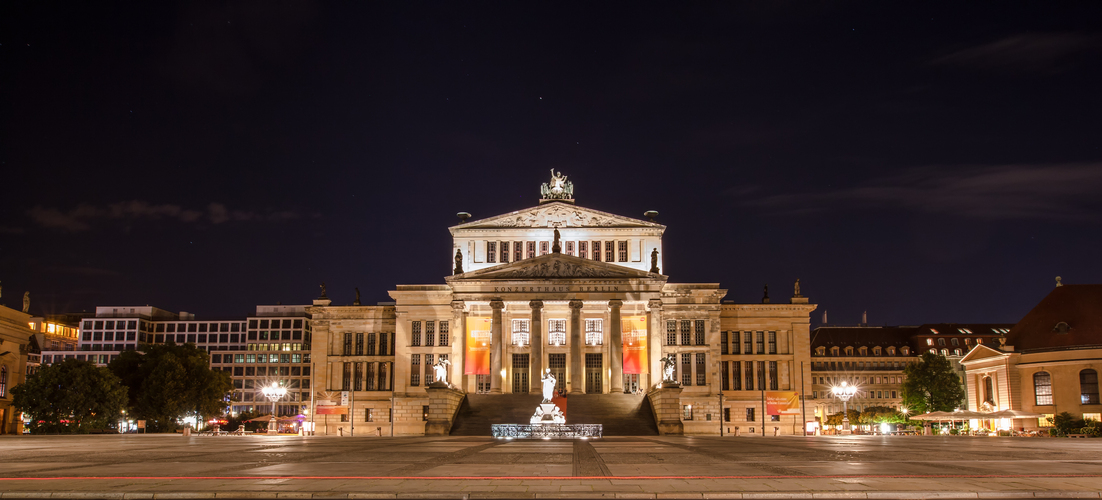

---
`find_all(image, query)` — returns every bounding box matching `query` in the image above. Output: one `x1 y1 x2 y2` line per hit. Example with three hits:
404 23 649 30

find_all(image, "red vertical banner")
464 317 491 375
622 315 648 374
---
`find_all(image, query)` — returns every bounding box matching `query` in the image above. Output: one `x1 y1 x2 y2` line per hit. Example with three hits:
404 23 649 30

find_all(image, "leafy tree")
108 342 233 432
901 352 965 414
824 409 860 426
1048 411 1084 436
858 406 906 425
11 359 128 434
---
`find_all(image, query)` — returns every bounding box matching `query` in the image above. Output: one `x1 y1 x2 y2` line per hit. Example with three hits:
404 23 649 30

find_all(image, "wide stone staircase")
449 393 658 436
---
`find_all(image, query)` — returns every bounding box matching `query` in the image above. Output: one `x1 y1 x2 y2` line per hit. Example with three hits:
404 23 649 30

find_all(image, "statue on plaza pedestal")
22 291 30 313
541 368 557 402
660 354 677 384
454 248 464 274
432 358 450 384
650 248 660 274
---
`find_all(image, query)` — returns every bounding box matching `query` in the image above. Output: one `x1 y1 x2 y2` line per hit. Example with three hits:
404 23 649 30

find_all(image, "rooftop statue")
454 248 464 274
540 169 574 200
23 291 30 313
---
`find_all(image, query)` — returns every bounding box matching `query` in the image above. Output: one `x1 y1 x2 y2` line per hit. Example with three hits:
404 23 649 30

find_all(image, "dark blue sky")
2 2 1100 325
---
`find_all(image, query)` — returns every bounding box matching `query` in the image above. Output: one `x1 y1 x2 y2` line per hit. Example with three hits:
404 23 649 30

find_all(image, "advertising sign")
621 316 648 374
464 317 492 375
765 391 801 415
315 405 348 415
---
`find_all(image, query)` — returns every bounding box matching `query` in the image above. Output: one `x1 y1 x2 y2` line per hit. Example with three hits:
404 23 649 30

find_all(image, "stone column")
647 298 663 391
490 299 504 394
451 300 466 391
609 299 624 394
569 299 584 394
529 300 544 393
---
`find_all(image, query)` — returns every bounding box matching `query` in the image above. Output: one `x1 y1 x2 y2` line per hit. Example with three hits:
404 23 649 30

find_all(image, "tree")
901 352 965 414
858 406 906 425
824 409 860 426
11 359 128 434
108 342 233 432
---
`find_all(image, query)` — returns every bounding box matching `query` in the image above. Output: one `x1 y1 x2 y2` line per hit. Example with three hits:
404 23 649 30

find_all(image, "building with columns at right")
306 172 817 436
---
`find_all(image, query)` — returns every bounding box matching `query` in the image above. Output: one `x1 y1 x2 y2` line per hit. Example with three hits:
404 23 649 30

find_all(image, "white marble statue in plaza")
660 354 677 384
541 368 557 402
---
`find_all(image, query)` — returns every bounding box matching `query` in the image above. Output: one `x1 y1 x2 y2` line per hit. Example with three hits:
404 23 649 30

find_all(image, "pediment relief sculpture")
453 254 658 280
454 203 660 229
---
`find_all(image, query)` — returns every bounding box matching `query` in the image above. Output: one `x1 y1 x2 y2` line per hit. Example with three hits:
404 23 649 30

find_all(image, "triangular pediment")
450 201 664 231
448 252 662 281
959 344 1009 365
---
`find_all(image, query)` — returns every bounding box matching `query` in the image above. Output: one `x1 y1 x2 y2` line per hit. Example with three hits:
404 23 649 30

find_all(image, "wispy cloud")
931 33 1099 72
745 163 1102 221
28 201 304 232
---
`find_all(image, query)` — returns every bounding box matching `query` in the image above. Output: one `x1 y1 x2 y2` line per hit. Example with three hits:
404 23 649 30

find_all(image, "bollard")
376 427 382 437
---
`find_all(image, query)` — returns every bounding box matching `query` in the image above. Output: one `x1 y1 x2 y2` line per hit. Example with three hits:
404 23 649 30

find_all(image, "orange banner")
315 405 348 415
766 391 801 415
464 317 491 375
622 316 648 374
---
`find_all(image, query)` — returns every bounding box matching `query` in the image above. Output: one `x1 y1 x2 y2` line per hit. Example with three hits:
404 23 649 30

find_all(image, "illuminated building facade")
307 173 817 436
0 304 33 434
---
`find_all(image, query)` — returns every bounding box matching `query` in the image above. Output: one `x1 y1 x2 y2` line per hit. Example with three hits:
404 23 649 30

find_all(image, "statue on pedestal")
541 368 557 402
552 228 561 254
23 291 30 313
319 282 328 299
432 358 451 385
353 287 362 306
650 248 660 273
539 169 574 200
793 278 802 298
660 354 677 384
454 249 464 274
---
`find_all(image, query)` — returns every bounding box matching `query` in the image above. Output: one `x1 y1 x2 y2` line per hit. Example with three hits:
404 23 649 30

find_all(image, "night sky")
3 3 1101 326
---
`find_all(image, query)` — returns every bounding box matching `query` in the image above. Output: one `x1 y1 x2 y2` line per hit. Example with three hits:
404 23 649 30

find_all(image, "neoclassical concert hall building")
308 173 816 436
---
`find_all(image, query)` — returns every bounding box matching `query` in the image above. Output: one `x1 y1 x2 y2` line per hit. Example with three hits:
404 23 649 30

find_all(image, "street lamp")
261 383 287 435
831 381 858 435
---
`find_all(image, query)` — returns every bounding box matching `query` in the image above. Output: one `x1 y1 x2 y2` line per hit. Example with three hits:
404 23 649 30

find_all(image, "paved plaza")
0 434 1100 499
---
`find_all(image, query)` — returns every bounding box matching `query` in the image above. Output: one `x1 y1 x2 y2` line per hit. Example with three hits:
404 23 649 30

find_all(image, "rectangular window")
425 321 435 347
486 242 497 263
696 353 707 386
540 241 549 255
439 321 449 346
365 408 373 422
410 354 420 387
499 241 509 264
579 241 587 259
769 361 778 390
756 331 765 354
724 407 731 422
365 362 375 390
342 362 351 391
745 361 754 390
380 333 390 355
768 331 777 354
680 320 692 345
681 353 693 386
423 405 430 422
343 333 352 356
757 361 766 391
666 321 677 346
683 405 693 420
1034 372 1053 405
721 361 730 390
527 241 536 259
746 407 756 422
514 241 522 262
548 319 566 346
353 362 363 391
585 319 603 345
732 361 742 390
566 241 575 256
618 241 628 262
731 331 740 354
355 333 364 356
411 321 421 347
425 354 433 385
512 319 530 346
744 332 752 354
605 241 614 262
694 320 705 345
367 333 376 356
592 241 601 261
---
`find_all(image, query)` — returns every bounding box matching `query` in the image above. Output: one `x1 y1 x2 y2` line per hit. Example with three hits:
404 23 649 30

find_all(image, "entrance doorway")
549 353 566 393
512 354 529 393
623 374 640 394
476 374 491 394
585 353 603 393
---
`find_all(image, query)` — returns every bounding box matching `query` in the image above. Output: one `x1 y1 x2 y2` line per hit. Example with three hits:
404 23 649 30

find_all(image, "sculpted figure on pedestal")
23 291 30 313
454 249 464 274
660 354 677 384
541 368 557 402
650 248 660 274
432 358 451 384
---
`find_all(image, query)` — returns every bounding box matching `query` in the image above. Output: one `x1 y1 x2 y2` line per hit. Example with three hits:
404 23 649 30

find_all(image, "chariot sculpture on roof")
540 169 574 200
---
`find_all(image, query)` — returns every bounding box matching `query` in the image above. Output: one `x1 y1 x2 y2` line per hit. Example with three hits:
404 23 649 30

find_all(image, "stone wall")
646 385 684 435
424 385 465 435
393 396 429 435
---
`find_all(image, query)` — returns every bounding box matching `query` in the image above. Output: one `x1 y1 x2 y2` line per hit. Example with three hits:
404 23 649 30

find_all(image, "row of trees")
823 352 966 427
12 343 233 433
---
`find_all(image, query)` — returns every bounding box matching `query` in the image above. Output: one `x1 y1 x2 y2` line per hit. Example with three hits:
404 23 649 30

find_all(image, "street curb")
1 493 1101 500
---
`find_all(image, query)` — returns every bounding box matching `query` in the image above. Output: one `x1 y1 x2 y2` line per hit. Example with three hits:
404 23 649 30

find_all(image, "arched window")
929 348 936 354
983 376 995 405
938 338 946 346
1034 372 1053 405
951 338 959 346
953 348 962 356
940 348 949 356
1081 369 1099 405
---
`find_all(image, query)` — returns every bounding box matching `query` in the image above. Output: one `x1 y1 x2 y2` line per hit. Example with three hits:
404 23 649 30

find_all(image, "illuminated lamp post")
831 381 858 435
261 383 288 435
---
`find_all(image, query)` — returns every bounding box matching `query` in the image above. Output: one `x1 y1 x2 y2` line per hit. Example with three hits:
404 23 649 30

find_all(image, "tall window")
500 242 509 263
683 405 693 420
768 331 777 354
757 361 766 390
439 321 449 346
540 241 549 255
694 320 705 345
411 321 422 347
548 320 566 346
512 319 530 346
744 361 754 390
681 353 693 386
720 331 728 355
585 319 603 345
353 362 363 391
410 354 421 387
604 241 614 262
732 361 741 390
342 362 351 390
666 321 677 346
366 362 375 390
514 241 522 262
424 354 434 385
680 320 692 345
527 241 536 259
721 361 729 390
486 242 497 263
1081 369 1100 404
355 333 364 356
618 241 628 262
579 241 588 259
755 331 764 354
591 241 601 261
983 376 994 404
425 321 435 346
769 361 778 390
343 333 352 356
746 407 755 422
566 241 575 256
695 353 706 386
367 333 376 355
